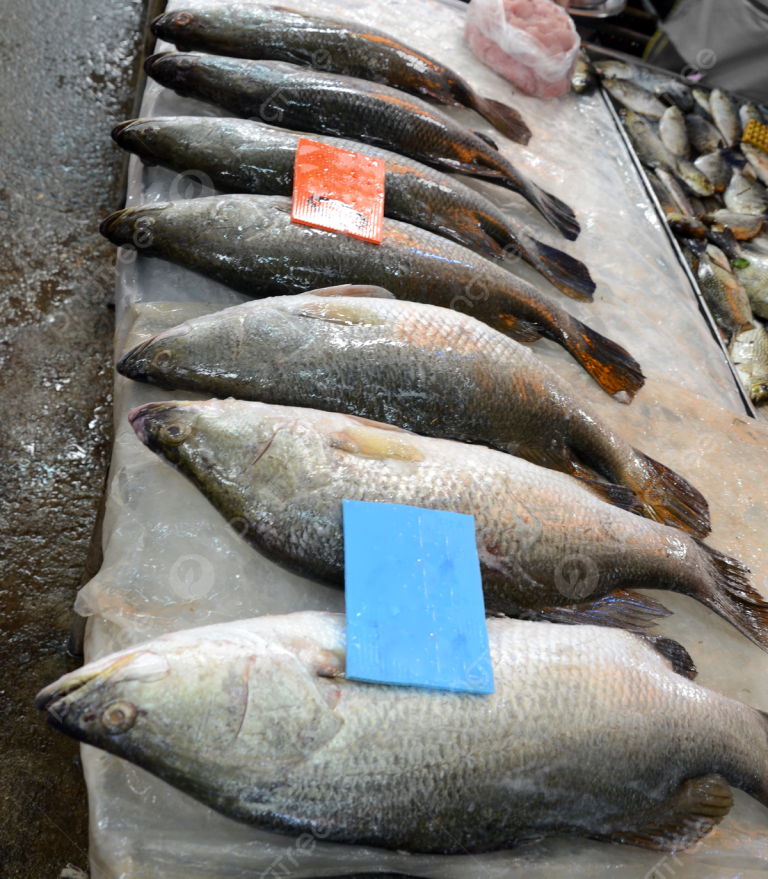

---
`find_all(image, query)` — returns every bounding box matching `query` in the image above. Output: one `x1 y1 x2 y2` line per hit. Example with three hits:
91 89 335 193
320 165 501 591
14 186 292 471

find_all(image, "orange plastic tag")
291 138 386 244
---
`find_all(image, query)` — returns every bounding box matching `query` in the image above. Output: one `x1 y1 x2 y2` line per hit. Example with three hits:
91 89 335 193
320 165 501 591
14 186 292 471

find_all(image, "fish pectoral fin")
427 156 505 178
493 315 542 343
471 130 500 151
330 424 424 462
293 301 388 327
536 591 672 633
307 284 395 299
580 479 645 517
592 774 733 852
637 634 697 679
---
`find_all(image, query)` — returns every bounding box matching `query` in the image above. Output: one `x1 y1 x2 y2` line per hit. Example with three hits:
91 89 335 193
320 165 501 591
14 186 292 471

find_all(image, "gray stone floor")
0 1 147 873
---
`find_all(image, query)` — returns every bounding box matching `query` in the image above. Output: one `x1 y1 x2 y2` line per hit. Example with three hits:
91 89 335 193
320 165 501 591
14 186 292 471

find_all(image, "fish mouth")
150 11 199 41
144 52 198 90
116 337 153 380
128 401 179 445
99 208 130 241
111 119 159 162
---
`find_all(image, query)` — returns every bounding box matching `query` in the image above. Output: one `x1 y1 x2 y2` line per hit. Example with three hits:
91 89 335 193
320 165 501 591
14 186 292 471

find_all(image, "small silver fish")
704 211 765 240
692 88 712 118
622 111 677 171
685 114 723 153
694 151 733 193
740 102 764 128
730 323 768 403
711 89 741 148
742 143 768 188
659 105 690 159
677 157 715 197
604 79 666 118
724 169 768 216
733 245 768 318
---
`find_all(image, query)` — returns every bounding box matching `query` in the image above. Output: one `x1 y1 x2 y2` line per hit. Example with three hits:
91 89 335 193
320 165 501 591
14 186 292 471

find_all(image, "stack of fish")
38 5 768 861
578 55 768 406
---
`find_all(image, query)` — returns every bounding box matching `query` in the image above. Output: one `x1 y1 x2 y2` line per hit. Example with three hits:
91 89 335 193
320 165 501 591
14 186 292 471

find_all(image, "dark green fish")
100 194 642 399
112 116 595 300
144 52 580 240
36 612 768 854
118 289 707 535
126 398 767 648
150 5 531 144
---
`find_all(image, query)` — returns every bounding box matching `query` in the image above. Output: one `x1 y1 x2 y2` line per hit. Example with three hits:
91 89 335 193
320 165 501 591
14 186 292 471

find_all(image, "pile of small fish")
38 5 768 861
577 54 768 405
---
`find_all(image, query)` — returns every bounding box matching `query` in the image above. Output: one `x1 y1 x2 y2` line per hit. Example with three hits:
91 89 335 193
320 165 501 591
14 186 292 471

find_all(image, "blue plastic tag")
343 500 494 694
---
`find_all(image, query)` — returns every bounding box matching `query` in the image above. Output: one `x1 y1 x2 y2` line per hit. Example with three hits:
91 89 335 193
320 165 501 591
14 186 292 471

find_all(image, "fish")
35 612 768 853
117 289 709 536
676 157 715 197
742 143 768 188
149 6 532 144
593 59 633 80
704 211 765 240
724 169 768 216
710 89 741 148
100 195 643 399
732 245 768 318
691 242 754 340
652 80 694 112
144 53 579 239
706 224 742 260
692 87 712 118
111 116 595 301
648 172 706 237
730 323 768 404
655 168 696 217
603 79 665 118
571 51 596 94
658 105 689 159
685 114 723 154
127 398 768 648
621 110 677 172
693 150 733 193
740 102 765 128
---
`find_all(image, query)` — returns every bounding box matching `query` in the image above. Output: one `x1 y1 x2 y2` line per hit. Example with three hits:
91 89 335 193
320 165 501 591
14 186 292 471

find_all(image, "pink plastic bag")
465 0 580 99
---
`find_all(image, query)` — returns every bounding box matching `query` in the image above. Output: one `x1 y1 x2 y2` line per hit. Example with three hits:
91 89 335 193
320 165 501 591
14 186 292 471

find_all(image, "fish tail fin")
536 590 671 632
560 319 645 400
623 452 711 538
471 95 532 145
518 237 596 301
682 541 768 652
522 182 581 241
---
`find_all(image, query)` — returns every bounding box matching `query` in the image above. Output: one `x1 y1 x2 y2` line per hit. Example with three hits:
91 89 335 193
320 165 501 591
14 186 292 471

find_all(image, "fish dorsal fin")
293 298 388 327
307 284 395 299
330 422 424 462
639 634 697 679
593 774 732 851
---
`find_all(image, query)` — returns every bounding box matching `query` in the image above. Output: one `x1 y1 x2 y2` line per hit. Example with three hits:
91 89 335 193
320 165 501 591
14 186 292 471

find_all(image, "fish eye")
176 11 194 26
151 349 174 371
135 216 155 230
100 701 137 734
160 421 192 444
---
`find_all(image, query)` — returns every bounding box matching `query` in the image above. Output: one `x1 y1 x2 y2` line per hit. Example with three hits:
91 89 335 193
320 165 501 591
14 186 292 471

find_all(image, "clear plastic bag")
465 0 580 98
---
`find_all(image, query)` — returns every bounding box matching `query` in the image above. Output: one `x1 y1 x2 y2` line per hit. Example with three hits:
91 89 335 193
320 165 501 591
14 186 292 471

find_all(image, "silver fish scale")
193 617 764 851
165 402 711 612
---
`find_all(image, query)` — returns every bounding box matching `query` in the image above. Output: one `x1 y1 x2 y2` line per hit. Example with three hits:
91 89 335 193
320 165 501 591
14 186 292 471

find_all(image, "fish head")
35 618 345 791
150 10 213 49
99 202 171 248
117 301 314 389
111 119 166 165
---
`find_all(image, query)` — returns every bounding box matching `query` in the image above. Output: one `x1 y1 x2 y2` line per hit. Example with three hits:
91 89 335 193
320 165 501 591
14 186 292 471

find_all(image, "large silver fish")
128 399 768 647
118 289 709 536
111 116 595 301
36 613 768 853
144 52 579 239
100 194 643 400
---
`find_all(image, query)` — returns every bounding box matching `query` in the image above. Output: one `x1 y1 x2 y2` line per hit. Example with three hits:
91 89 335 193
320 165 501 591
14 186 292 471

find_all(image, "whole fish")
742 143 768 188
740 102 765 128
118 289 709 536
101 195 643 399
652 80 694 112
710 89 741 148
730 323 768 404
593 60 633 80
128 399 767 648
724 169 768 216
112 116 595 301
694 150 733 193
659 105 690 159
704 210 764 240
150 6 531 144
692 243 754 339
603 79 665 118
621 110 677 172
692 87 712 118
35 613 768 853
685 114 723 154
733 245 768 317
676 157 715 197
144 53 579 240
655 168 696 217
648 173 706 237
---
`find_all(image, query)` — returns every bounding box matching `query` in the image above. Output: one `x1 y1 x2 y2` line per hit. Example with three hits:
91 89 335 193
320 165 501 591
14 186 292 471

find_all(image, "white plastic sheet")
79 0 768 875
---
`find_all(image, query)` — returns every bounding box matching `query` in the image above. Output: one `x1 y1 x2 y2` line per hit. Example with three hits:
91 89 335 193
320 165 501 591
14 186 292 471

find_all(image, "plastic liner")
80 0 768 875
465 0 580 98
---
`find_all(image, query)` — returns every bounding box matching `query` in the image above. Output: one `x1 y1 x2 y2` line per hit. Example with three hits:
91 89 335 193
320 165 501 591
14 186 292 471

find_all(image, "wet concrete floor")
0 1 147 873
